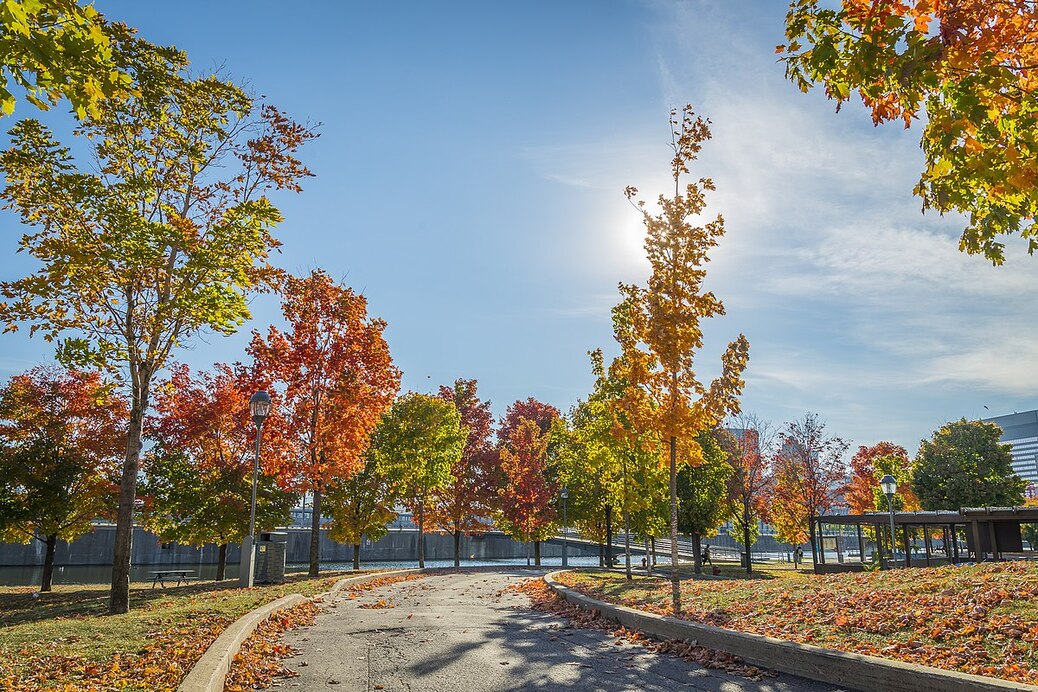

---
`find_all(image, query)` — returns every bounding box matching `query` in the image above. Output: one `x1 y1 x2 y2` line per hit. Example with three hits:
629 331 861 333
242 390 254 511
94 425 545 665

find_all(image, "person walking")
701 544 711 565
793 545 803 569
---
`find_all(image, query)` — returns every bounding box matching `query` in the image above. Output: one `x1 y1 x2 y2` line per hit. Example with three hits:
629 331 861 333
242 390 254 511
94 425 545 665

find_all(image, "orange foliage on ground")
559 562 1038 685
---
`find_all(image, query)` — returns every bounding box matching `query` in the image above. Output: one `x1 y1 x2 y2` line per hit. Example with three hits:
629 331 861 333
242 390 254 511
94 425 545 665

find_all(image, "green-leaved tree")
0 34 316 613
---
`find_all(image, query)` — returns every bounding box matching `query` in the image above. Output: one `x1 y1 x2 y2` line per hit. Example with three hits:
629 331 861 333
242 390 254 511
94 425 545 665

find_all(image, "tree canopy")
781 0 1038 263
912 419 1026 510
0 0 134 118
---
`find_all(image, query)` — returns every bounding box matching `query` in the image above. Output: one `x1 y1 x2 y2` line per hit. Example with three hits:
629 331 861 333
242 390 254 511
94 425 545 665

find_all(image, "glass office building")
983 410 1038 485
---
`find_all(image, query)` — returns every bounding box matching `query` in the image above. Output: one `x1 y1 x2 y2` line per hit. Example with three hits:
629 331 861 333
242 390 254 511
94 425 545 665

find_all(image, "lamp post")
239 391 271 587
561 487 569 567
880 474 898 569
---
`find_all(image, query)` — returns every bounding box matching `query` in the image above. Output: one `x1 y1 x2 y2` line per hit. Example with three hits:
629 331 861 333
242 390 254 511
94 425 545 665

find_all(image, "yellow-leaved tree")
620 105 749 614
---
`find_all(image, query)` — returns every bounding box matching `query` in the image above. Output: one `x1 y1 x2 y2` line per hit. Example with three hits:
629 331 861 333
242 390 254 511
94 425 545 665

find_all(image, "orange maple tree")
248 270 400 576
143 363 296 580
0 365 126 591
844 441 918 514
428 379 500 566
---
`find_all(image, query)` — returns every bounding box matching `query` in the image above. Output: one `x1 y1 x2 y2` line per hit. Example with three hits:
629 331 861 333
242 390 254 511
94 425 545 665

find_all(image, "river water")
0 555 623 587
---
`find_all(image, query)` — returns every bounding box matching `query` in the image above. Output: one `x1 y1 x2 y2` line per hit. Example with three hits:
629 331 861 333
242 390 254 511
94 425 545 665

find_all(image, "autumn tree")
371 392 464 568
720 414 776 574
769 413 849 564
428 379 499 567
676 431 733 573
780 1 1038 263
140 363 295 580
0 34 317 613
619 105 749 613
324 452 400 570
249 270 400 577
912 419 1026 510
498 417 558 566
842 444 917 514
497 398 561 566
0 0 132 118
140 449 295 581
0 366 126 591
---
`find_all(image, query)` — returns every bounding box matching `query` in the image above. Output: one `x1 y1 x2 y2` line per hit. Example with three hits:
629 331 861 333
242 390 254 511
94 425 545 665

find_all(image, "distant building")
982 410 1038 484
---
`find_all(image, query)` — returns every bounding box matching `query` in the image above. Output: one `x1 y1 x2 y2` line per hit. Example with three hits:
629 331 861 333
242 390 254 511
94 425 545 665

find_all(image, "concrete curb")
543 571 1037 692
177 569 419 692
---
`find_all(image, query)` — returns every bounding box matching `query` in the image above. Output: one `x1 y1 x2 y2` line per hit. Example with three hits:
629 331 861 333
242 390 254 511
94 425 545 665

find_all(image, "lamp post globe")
240 390 272 588
879 474 898 569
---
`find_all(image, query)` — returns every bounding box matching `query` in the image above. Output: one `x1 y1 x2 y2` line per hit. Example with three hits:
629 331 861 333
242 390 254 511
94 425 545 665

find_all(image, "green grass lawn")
558 561 1038 685
0 573 355 691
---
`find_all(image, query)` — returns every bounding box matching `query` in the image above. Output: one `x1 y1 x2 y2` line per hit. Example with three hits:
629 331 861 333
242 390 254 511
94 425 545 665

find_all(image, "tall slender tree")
619 105 749 613
249 270 400 576
0 34 317 613
0 366 126 591
429 379 499 566
770 413 849 564
721 414 776 575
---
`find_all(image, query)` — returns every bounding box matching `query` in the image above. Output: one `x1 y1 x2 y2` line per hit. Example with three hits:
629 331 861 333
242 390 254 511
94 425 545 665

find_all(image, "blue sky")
1 0 1036 455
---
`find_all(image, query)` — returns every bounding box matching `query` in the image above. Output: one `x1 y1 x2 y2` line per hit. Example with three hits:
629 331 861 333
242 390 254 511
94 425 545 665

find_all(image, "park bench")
149 569 196 588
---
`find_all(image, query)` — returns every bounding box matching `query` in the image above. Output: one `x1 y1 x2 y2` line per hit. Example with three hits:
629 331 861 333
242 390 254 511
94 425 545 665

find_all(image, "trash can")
254 531 288 584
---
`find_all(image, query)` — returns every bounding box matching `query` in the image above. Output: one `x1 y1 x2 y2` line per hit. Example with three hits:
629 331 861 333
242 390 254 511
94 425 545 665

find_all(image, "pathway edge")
542 570 1037 692
177 569 418 692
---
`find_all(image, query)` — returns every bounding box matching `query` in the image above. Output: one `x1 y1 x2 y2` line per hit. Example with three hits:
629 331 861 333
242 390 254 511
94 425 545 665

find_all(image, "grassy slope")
0 573 353 690
559 561 1038 685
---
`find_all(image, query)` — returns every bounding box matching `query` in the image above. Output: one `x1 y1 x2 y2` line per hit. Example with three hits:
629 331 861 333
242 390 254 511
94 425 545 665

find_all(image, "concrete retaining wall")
0 526 600 568
543 571 1036 692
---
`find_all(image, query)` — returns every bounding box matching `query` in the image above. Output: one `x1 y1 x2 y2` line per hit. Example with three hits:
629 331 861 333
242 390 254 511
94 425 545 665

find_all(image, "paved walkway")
279 570 845 692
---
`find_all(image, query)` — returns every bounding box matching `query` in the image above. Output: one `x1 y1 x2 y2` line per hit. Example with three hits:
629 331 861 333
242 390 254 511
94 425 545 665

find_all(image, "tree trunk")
216 543 227 581
534 540 541 566
110 374 150 615
623 511 632 581
453 530 461 568
353 543 361 570
605 505 613 567
309 486 322 577
645 538 652 576
669 435 681 614
808 514 818 568
417 502 425 568
692 532 702 575
41 533 57 592
743 504 753 575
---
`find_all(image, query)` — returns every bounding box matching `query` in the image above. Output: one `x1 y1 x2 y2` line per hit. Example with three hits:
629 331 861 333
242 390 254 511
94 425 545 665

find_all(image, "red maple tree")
428 379 500 566
844 441 914 514
496 398 560 565
248 270 400 576
0 366 126 590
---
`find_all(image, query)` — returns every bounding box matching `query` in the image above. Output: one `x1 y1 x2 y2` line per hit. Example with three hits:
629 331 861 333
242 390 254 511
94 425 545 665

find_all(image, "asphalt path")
278 569 847 692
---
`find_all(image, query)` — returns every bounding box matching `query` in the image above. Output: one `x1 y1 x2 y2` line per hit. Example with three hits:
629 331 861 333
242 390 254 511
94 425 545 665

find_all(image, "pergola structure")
814 506 1038 571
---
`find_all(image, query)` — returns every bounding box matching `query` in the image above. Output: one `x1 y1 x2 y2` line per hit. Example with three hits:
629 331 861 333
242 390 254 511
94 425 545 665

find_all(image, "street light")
880 474 898 569
561 487 569 568
239 391 271 587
